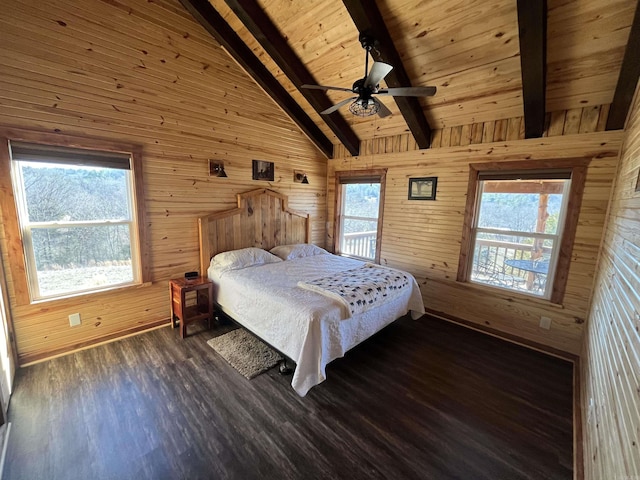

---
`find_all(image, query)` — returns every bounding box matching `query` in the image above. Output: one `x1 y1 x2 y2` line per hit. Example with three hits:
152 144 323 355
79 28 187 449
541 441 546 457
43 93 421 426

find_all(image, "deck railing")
341 233 548 293
471 238 550 294
342 231 377 260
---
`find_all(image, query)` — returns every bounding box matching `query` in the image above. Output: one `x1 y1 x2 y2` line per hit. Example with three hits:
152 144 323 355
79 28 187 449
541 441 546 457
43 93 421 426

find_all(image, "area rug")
207 328 283 379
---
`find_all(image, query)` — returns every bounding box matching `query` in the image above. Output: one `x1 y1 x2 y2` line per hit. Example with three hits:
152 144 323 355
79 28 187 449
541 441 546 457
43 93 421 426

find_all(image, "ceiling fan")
301 33 436 118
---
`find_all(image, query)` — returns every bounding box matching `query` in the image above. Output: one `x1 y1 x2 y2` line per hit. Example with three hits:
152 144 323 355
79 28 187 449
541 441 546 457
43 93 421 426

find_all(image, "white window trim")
467 179 571 300
10 154 142 301
457 158 590 305
0 128 148 306
334 169 387 263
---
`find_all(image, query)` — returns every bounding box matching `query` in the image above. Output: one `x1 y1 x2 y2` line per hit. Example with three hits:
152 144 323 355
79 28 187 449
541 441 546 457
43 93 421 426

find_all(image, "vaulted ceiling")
181 0 640 157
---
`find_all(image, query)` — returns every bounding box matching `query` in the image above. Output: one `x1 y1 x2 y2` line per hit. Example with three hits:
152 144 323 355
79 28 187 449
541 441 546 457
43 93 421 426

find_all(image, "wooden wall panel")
581 85 640 479
329 131 623 354
0 0 327 364
334 105 612 159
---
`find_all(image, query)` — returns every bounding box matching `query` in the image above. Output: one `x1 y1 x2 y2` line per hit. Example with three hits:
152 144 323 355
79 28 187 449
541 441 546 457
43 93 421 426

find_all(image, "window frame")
334 169 387 263
457 158 590 304
0 128 149 305
470 179 571 299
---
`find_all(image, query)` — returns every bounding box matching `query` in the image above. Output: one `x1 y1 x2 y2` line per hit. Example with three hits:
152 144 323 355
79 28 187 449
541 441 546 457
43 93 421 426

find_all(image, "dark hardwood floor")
4 315 574 480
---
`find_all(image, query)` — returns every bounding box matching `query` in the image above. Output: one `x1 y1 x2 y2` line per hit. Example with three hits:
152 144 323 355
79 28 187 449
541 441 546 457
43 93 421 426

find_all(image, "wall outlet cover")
69 313 81 327
539 316 552 330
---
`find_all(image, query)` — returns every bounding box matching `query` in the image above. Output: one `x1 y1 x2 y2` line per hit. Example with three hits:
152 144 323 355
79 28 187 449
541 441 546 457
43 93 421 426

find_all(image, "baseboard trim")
424 308 578 362
19 319 169 367
0 422 11 480
573 358 584 480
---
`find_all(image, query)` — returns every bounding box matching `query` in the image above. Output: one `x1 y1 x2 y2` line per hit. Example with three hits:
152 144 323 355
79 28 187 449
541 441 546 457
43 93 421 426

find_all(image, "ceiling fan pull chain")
364 49 369 80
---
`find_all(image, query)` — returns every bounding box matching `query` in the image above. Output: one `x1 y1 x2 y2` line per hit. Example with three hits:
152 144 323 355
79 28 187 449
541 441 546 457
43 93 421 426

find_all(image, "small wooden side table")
169 277 214 338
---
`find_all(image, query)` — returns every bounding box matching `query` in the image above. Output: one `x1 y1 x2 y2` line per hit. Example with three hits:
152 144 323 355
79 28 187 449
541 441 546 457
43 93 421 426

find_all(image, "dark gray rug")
207 328 283 379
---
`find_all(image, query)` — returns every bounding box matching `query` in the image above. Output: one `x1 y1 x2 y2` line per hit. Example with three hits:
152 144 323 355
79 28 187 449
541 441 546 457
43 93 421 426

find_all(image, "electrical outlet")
69 313 81 327
539 316 552 330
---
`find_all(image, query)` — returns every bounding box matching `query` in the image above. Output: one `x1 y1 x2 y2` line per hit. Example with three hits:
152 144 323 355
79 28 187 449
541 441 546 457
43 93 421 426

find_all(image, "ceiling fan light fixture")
301 35 436 118
349 97 380 117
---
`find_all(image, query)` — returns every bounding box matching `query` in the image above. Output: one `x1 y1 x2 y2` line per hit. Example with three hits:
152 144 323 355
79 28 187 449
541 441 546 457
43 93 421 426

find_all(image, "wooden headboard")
198 188 311 275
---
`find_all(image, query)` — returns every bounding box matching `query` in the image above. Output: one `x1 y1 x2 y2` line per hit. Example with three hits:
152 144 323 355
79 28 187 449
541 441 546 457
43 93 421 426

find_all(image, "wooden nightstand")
169 277 214 338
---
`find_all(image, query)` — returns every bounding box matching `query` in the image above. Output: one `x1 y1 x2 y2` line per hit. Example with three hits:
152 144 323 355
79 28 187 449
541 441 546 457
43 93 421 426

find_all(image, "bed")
198 189 425 396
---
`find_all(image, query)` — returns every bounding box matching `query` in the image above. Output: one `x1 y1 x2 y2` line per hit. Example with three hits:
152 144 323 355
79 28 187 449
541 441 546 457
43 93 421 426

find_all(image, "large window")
334 170 386 263
7 140 146 301
457 160 589 304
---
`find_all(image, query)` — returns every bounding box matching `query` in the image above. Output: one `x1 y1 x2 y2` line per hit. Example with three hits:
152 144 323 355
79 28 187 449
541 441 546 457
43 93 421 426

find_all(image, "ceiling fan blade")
376 86 437 97
320 97 357 115
301 84 353 93
376 99 392 118
364 62 393 89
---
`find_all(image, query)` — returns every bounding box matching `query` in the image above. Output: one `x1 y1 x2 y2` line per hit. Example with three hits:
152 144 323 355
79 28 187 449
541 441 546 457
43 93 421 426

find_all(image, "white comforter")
208 254 425 396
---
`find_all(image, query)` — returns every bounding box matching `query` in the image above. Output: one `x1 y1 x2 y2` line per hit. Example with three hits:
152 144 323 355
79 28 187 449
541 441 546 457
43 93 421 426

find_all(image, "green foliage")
546 212 559 234
342 183 380 233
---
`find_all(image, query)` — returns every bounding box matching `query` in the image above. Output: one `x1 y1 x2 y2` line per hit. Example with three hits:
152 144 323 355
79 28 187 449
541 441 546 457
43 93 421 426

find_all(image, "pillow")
210 247 282 275
270 243 328 261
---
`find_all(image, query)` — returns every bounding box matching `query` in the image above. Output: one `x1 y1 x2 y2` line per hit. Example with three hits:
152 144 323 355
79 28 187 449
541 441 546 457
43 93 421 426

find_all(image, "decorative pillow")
270 243 329 261
210 247 282 275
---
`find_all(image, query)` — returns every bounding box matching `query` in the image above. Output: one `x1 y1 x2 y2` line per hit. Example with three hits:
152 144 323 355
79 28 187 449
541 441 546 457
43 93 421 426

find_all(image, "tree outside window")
334 170 387 263
9 141 144 301
457 159 590 304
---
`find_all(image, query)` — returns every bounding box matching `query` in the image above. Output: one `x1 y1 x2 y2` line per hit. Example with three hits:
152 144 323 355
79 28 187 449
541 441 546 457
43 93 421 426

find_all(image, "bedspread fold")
298 264 412 318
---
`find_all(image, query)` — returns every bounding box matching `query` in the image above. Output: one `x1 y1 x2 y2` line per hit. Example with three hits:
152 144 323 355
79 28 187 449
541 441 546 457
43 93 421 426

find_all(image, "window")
6 140 146 301
334 170 386 263
457 160 589 304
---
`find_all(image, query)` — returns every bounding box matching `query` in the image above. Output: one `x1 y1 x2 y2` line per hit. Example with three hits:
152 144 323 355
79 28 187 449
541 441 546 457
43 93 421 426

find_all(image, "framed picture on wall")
408 177 437 200
252 159 274 181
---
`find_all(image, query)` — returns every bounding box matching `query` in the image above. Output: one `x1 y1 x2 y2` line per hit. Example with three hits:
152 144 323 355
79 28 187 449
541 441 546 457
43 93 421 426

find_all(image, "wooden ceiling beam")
516 0 547 139
178 0 335 159
606 0 640 130
342 0 433 149
225 0 360 156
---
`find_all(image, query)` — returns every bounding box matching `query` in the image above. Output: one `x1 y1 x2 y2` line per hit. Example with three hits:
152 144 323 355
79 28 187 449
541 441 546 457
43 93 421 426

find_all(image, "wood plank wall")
0 0 327 364
335 104 611 158
329 125 623 355
581 85 640 478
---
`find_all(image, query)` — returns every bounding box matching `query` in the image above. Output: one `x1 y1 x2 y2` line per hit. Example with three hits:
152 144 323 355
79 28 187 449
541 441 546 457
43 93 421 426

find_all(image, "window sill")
456 280 565 309
337 253 378 263
27 281 153 306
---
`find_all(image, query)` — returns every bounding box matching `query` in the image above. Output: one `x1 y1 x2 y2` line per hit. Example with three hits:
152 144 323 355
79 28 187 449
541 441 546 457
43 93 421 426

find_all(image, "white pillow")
270 243 328 261
210 247 282 275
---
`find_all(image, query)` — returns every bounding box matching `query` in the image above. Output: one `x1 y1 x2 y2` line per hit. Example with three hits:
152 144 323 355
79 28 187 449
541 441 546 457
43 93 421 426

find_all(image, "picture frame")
252 159 274 181
408 177 437 200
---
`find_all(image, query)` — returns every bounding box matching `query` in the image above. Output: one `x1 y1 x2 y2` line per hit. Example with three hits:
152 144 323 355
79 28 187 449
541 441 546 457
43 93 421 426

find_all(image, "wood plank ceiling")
190 0 639 156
